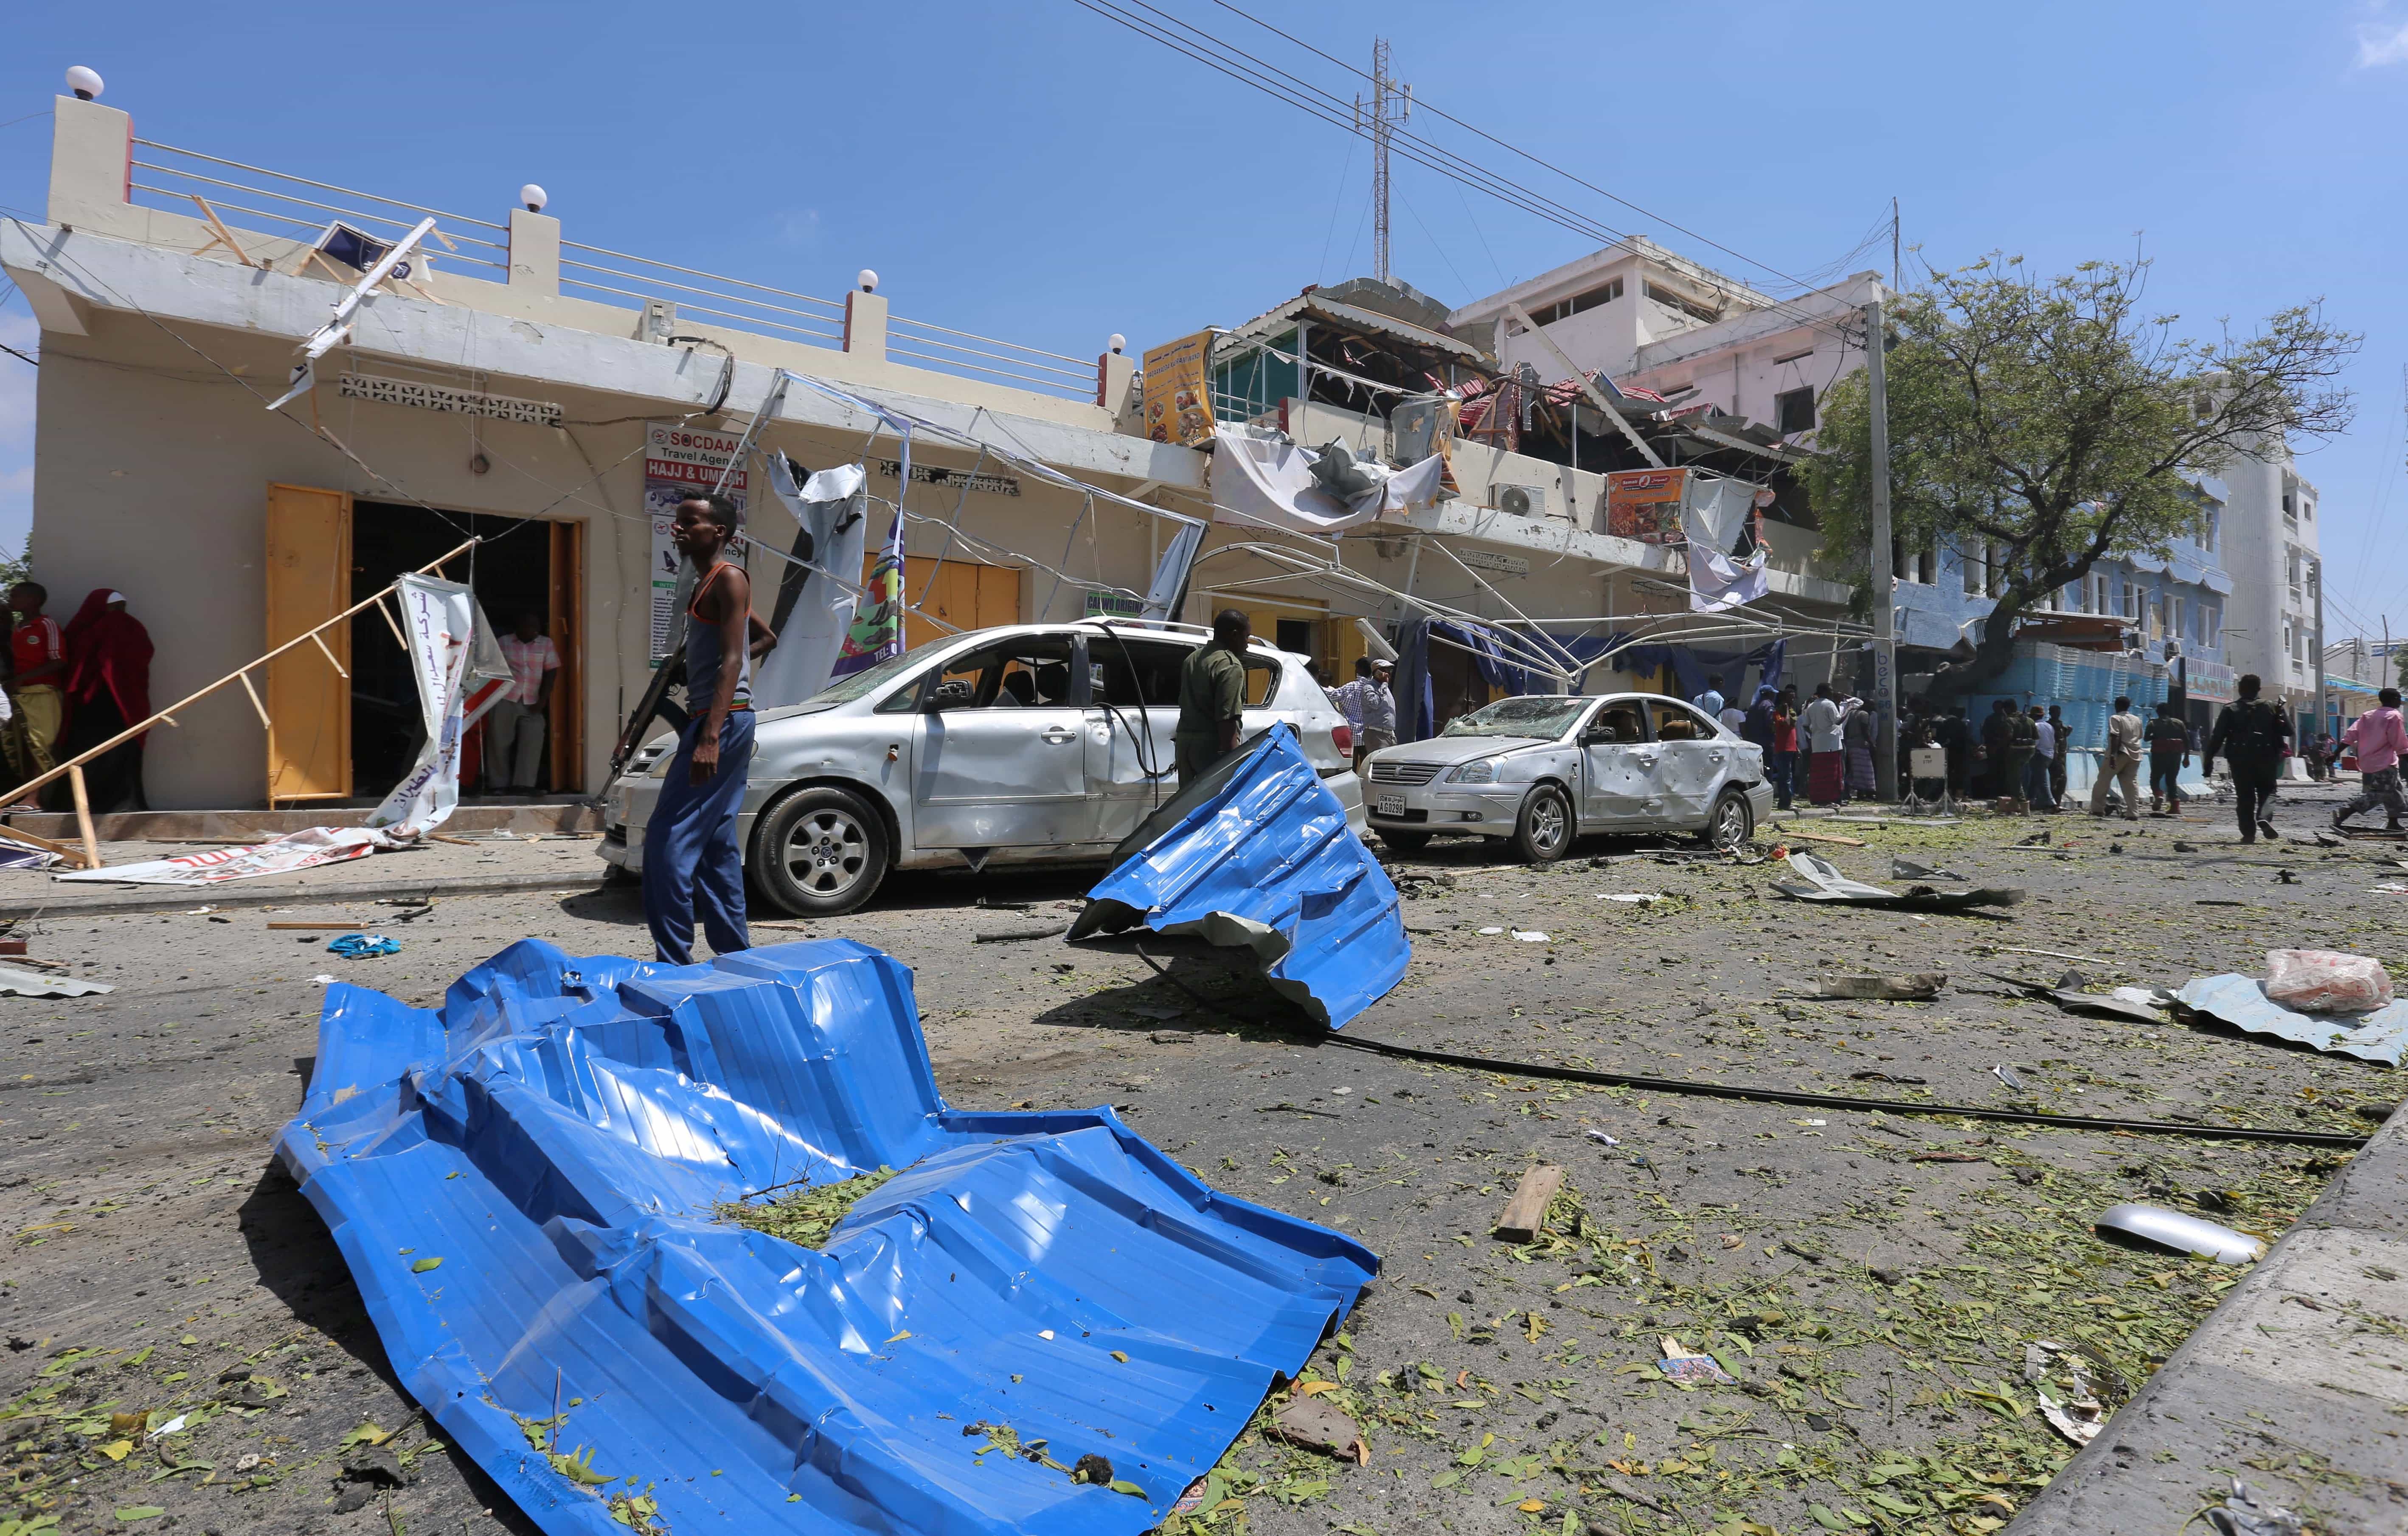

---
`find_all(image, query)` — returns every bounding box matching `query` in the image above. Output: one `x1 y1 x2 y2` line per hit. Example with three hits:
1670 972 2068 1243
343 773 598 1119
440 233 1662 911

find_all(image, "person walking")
2147 700 2191 814
1349 658 1397 771
1767 691 1800 810
2332 687 2408 832
2086 696 2144 820
1978 699 2014 800
641 493 756 966
2025 705 2058 812
2204 673 2293 844
1803 683 1844 805
2045 705 2071 808
485 611 559 797
1176 609 1251 783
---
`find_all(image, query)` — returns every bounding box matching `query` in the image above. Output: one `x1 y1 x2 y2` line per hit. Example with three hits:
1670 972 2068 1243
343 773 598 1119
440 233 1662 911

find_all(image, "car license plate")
1377 792 1406 817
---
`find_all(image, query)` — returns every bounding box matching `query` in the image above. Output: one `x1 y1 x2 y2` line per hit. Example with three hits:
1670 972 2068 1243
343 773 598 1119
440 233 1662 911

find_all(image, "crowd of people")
0 582 154 815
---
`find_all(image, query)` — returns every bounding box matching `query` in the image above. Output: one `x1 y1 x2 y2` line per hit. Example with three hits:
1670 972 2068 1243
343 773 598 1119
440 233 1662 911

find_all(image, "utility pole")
1355 38 1410 285
1866 291 1898 800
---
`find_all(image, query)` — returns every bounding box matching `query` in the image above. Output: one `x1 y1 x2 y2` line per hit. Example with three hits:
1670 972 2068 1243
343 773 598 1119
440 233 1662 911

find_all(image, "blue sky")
5 0 2408 639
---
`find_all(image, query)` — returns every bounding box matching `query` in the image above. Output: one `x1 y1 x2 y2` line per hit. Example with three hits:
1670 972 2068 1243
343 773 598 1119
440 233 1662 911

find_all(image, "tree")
1806 256 2357 698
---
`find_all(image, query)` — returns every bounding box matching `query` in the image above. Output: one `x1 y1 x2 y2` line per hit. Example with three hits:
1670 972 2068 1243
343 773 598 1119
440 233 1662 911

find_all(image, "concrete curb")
0 868 617 921
2005 1100 2408 1534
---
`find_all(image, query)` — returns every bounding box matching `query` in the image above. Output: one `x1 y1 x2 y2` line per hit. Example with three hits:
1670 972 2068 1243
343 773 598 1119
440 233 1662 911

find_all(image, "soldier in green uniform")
1176 609 1251 783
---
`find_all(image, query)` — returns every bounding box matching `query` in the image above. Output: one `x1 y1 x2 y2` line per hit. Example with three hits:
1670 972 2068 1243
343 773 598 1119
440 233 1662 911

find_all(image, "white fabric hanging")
752 459 869 711
1209 428 1445 535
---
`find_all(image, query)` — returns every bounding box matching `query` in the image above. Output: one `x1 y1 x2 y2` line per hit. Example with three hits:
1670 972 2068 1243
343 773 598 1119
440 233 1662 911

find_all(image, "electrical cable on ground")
1124 944 2369 1150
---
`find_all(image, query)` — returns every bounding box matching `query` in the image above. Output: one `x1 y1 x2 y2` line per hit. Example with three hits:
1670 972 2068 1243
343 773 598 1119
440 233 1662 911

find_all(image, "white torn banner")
0 964 113 997
751 458 869 711
59 576 507 886
1209 429 1444 535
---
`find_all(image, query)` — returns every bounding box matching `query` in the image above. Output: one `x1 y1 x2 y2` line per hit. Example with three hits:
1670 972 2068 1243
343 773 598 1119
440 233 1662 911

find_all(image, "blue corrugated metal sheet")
1071 724 1408 1029
278 938 1377 1536
2174 973 2408 1067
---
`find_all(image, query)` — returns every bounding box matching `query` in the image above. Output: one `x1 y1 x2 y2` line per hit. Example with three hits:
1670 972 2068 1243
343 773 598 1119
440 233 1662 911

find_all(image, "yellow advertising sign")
1141 331 1217 447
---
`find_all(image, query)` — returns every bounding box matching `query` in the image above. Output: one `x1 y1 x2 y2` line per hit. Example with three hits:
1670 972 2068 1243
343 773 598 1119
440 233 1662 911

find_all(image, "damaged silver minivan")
1360 692 1772 860
599 621 1363 915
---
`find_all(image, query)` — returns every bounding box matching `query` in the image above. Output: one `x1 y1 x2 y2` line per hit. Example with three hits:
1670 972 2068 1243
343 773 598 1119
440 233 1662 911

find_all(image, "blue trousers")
2023 751 2056 810
642 709 755 966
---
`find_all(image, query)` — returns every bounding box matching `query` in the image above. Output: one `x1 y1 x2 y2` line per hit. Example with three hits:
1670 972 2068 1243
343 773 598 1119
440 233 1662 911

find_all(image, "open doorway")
349 502 582 800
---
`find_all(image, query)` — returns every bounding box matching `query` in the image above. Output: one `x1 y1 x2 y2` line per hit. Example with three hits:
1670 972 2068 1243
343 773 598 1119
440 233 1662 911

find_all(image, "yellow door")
264 484 353 802
900 556 1017 648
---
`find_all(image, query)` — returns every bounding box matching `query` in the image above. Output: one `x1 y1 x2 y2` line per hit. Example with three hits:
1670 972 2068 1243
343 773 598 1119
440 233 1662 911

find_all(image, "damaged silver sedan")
1361 693 1772 861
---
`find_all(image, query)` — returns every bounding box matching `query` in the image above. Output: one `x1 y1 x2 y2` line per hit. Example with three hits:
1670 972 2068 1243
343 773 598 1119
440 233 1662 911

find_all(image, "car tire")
1510 783 1573 864
599 862 638 887
1704 787 1754 848
750 786 891 916
1378 828 1432 856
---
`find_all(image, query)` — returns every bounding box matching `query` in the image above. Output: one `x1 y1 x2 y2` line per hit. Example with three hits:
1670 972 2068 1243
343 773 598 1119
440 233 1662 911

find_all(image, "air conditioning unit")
1492 483 1548 518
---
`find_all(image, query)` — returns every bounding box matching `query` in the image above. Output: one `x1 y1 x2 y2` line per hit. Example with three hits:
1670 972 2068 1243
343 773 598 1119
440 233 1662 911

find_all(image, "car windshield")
789 644 937 711
1440 696 1592 739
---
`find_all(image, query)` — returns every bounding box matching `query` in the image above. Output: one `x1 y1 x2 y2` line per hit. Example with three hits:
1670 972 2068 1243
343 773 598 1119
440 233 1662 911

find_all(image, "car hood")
1371 734 1559 767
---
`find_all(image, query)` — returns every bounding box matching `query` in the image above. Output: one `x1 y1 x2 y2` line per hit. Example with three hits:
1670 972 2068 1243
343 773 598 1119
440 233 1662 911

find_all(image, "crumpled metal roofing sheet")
1070 724 1407 1029
277 937 1377 1536
2173 972 2408 1067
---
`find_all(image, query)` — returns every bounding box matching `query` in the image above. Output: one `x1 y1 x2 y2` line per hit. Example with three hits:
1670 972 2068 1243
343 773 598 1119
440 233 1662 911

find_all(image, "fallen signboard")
1770 851 2023 914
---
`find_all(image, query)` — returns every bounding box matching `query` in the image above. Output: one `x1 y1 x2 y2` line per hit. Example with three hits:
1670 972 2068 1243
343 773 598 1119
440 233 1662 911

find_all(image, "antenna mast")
1355 38 1410 284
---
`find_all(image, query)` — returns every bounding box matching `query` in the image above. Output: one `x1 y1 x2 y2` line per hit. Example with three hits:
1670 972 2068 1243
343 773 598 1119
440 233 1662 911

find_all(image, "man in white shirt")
488 612 560 795
2088 695 2146 820
1342 660 1398 770
2027 705 2059 811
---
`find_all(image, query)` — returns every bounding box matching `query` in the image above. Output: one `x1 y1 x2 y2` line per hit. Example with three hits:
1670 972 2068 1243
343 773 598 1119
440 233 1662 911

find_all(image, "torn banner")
1070 724 1408 1028
59 575 510 885
1210 427 1445 536
1681 474 1769 613
750 457 869 711
281 938 1375 1536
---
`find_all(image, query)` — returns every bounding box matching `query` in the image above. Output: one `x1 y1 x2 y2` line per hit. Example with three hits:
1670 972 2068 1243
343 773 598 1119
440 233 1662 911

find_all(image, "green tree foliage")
1807 257 2357 696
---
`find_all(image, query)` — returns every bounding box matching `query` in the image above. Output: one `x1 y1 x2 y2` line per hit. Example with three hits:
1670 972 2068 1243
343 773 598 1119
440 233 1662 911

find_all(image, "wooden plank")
65 765 101 873
266 921 371 930
264 484 354 802
1493 1165 1565 1243
1777 826 1867 848
548 518 586 793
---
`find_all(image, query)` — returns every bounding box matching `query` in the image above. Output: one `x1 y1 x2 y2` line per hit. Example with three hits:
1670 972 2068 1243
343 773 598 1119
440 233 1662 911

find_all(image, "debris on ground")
1265 1394 1366 1463
2094 1202 2267 1264
2022 1339 2119 1447
2174 972 2408 1065
1071 724 1406 1028
0 962 114 997
2262 947 2395 1012
325 933 400 958
282 936 1377 1535
1891 856 1966 879
1986 973 2171 1025
1492 1165 1565 1242
2204 1477 2307 1536
1655 1337 1737 1386
1814 973 1945 1000
972 924 1070 944
1771 851 2023 913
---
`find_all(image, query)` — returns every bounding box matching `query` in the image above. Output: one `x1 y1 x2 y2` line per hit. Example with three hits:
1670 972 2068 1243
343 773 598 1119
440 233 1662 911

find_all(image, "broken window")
1646 699 1714 741
1529 277 1623 327
1090 637 1188 708
922 635 1078 711
1773 386 1816 435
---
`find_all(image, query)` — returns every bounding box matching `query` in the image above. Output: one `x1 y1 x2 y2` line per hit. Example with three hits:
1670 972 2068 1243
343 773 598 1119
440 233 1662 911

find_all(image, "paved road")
4 788 2401 1536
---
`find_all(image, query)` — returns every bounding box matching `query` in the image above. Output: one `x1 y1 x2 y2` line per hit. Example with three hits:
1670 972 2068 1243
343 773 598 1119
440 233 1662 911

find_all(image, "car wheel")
751 786 890 916
1511 784 1573 863
1378 828 1432 855
1705 787 1754 848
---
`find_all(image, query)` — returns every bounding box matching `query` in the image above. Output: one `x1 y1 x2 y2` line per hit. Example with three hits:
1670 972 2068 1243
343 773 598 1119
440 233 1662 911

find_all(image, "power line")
1068 0 1859 346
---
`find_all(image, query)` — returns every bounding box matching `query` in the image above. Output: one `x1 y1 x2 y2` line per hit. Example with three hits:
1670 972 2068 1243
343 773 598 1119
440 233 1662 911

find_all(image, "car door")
1577 701 1655 824
911 634 1100 849
1644 699 1728 826
1084 633 1187 841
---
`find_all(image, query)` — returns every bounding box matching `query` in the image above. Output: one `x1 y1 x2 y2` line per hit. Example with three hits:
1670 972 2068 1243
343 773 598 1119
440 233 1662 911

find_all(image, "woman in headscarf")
1841 695 1877 800
50 589 152 813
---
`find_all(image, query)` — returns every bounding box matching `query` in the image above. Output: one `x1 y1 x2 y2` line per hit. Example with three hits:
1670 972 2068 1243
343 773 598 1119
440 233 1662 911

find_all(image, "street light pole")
1866 293 1898 800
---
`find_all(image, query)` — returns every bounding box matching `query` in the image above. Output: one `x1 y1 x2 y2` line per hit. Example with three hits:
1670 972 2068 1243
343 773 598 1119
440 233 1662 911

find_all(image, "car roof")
922 620 1310 666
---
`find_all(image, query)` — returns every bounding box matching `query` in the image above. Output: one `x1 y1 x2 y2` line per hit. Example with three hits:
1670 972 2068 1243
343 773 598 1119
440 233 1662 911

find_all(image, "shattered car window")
1440 696 1591 739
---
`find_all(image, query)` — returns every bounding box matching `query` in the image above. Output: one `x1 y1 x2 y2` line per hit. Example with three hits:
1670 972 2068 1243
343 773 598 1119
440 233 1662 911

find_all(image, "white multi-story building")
2218 444 2324 735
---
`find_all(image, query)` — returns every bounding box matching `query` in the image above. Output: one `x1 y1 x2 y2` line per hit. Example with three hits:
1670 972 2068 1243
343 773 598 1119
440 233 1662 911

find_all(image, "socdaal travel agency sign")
644 422 750 664
1141 331 1216 446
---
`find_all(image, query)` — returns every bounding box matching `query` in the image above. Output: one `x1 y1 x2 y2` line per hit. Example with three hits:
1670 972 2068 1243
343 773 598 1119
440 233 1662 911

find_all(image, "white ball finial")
1108 333 1127 355
65 65 103 101
519 183 548 213
857 269 879 293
